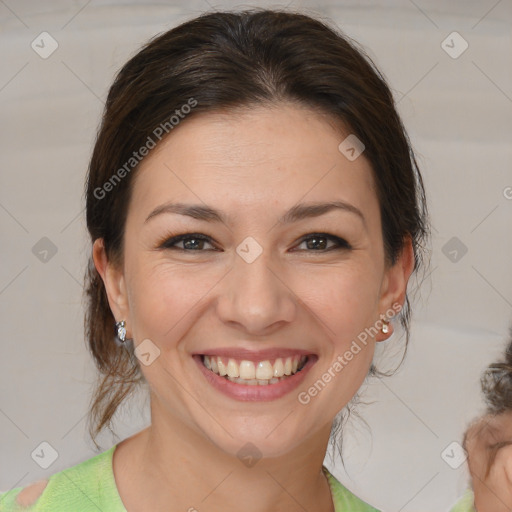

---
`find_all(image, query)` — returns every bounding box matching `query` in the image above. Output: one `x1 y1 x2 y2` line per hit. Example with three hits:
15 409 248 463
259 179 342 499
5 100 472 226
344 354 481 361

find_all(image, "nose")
216 247 297 336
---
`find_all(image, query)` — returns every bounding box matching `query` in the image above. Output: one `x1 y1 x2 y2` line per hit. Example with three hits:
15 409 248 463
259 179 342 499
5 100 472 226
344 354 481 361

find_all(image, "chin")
208 418 314 461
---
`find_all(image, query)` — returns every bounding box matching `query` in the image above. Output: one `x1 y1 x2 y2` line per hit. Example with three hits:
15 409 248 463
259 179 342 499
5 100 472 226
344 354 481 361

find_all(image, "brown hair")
84 8 430 451
481 329 512 416
469 327 512 478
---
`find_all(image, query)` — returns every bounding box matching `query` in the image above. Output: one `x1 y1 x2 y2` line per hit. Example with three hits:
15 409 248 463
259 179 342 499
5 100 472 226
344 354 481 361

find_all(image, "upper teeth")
203 355 306 380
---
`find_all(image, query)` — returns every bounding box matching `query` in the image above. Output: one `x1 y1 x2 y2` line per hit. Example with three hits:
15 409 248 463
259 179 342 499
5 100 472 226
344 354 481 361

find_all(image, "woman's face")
97 103 412 458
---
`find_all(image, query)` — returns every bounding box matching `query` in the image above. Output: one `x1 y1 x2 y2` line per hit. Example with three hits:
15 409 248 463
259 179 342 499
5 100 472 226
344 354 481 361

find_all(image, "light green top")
449 488 476 512
0 445 380 511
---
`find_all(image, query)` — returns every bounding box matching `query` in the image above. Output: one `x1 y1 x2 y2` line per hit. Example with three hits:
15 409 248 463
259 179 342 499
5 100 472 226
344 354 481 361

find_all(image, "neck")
120 398 336 512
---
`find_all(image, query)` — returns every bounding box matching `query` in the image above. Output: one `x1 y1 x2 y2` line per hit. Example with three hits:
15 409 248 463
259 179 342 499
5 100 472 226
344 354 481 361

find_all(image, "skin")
93 103 414 512
465 412 512 511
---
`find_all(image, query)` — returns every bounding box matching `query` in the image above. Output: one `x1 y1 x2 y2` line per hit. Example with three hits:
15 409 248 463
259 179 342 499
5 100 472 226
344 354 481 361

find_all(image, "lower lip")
193 355 316 402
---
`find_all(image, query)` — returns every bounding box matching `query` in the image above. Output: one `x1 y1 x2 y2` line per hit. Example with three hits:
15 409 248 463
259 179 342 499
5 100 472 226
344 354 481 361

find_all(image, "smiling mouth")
201 354 309 385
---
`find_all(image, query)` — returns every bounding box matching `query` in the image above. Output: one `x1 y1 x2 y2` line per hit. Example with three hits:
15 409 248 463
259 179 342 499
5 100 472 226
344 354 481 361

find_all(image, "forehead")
130 103 378 222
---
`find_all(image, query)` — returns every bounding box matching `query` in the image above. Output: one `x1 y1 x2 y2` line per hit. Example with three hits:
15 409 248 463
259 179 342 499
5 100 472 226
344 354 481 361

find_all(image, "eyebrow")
145 200 366 228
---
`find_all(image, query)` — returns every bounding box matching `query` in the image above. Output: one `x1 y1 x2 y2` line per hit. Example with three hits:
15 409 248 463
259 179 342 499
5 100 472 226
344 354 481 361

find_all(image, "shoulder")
0 480 49 511
449 489 476 512
323 466 381 512
0 445 120 512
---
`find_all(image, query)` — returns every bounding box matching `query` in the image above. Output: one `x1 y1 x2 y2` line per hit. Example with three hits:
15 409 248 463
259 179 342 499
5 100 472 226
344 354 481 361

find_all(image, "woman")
450 329 512 512
0 8 429 511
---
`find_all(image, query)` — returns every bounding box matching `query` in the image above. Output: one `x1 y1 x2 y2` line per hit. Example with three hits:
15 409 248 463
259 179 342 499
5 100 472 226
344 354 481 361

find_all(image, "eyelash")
157 232 352 253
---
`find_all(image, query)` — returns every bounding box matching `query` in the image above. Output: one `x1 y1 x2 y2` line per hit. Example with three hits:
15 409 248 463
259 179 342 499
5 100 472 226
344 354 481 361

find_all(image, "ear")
375 236 415 341
92 238 130 328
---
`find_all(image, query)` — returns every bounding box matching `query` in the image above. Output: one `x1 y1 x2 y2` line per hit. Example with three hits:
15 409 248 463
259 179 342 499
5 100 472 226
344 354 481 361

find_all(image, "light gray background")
1 1 511 511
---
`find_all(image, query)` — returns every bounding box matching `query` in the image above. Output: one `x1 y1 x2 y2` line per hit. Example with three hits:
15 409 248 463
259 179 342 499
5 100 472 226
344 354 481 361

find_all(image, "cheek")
292 264 381 412
470 447 512 510
295 261 382 339
467 446 487 480
502 446 512 485
125 258 213 344
492 446 512 487
126 246 382 352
